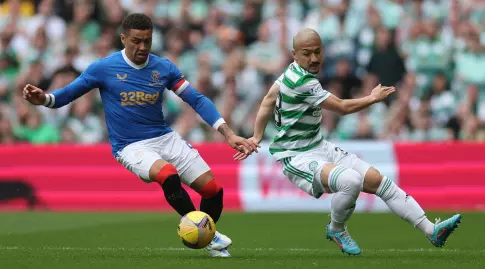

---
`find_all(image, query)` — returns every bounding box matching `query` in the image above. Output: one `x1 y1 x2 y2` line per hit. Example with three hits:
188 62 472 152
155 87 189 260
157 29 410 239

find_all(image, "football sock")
376 176 434 236
198 179 223 223
328 166 362 232
156 164 196 216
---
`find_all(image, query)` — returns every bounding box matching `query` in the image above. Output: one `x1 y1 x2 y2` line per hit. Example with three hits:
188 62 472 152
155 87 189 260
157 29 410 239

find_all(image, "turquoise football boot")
326 225 361 256
428 214 462 248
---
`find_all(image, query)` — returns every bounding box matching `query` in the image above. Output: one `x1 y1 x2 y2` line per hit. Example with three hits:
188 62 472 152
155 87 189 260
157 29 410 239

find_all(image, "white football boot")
206 231 232 257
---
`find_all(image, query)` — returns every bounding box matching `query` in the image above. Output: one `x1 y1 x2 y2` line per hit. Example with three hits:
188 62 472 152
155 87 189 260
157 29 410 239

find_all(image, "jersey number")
275 91 283 127
335 146 349 156
120 92 136 102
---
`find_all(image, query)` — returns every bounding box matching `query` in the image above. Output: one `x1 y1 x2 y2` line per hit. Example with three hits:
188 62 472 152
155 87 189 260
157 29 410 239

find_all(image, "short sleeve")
303 78 331 106
275 73 284 85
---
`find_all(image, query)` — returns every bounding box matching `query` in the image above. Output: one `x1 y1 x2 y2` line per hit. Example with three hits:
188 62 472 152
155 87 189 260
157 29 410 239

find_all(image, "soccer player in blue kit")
22 13 258 257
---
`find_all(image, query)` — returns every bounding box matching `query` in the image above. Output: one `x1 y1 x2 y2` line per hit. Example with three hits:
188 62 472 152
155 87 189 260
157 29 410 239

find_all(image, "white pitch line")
0 246 481 253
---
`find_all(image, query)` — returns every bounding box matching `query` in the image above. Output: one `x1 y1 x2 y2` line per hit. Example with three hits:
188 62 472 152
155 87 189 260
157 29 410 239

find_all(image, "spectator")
367 27 406 92
264 4 301 51
247 22 287 84
355 4 382 76
423 73 457 127
27 0 66 44
321 58 361 100
1 0 484 145
63 93 104 144
12 98 60 144
409 100 452 141
236 0 262 46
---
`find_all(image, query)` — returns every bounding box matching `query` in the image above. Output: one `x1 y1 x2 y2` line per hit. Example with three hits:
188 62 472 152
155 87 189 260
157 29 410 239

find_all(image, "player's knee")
199 179 224 223
155 164 179 186
197 178 222 199
343 169 362 194
158 169 186 204
331 167 362 194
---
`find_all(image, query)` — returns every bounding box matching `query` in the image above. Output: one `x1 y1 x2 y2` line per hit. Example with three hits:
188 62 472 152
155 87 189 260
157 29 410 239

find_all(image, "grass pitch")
0 212 483 269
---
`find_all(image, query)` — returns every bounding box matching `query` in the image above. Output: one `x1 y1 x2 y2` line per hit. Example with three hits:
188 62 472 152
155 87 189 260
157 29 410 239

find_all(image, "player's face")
293 38 323 74
121 29 152 65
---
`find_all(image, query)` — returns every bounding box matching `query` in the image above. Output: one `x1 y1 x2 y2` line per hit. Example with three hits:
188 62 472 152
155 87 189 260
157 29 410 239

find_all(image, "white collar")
121 49 149 69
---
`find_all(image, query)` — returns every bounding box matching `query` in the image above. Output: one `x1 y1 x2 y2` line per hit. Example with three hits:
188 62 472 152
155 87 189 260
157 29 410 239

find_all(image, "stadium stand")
1 0 485 145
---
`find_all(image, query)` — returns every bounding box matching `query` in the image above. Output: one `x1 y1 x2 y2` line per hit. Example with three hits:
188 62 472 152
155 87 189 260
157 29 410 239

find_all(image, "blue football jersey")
49 50 192 156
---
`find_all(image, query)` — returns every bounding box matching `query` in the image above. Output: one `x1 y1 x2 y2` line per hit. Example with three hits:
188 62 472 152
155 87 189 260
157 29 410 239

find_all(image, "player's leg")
189 171 232 257
190 171 223 223
319 164 361 231
326 142 461 249
279 154 362 255
160 132 231 257
318 163 362 255
359 163 461 247
148 160 196 216
116 141 196 216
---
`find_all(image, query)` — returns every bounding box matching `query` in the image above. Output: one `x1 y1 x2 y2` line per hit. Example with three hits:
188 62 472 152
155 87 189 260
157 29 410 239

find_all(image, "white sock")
330 203 356 231
376 176 434 236
416 218 435 236
328 166 362 232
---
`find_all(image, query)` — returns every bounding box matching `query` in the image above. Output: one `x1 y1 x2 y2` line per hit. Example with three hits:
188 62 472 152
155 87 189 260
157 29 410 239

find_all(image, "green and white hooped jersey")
269 62 331 161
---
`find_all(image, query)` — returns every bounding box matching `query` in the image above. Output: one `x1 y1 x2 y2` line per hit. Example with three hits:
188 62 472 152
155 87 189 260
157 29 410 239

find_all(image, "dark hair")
122 13 153 34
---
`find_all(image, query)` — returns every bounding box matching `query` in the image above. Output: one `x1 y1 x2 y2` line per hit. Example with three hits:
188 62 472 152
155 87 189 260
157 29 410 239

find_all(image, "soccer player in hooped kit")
236 28 461 256
22 13 259 257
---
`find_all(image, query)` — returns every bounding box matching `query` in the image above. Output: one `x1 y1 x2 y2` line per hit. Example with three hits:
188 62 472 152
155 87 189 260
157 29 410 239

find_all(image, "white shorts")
279 141 371 198
116 132 210 185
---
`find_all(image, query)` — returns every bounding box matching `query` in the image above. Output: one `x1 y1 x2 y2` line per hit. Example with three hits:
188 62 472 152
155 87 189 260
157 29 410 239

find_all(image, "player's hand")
233 136 262 161
22 84 46 105
370 84 395 103
227 134 260 157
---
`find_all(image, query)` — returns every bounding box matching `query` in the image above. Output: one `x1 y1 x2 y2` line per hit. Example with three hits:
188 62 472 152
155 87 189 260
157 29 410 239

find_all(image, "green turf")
0 212 483 269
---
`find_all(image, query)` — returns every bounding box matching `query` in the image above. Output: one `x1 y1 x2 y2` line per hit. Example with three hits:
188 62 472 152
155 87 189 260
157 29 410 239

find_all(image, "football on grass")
177 211 216 249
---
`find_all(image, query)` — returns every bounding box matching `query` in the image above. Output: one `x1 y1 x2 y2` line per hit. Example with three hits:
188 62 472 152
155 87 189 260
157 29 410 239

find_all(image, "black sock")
200 189 223 223
160 174 196 216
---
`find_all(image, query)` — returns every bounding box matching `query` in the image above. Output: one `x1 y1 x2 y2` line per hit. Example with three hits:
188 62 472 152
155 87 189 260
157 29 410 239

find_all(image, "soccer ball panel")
184 211 208 225
197 216 215 248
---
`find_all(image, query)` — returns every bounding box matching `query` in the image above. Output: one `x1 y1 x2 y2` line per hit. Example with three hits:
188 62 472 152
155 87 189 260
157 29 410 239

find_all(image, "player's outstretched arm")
234 82 279 161
166 60 258 154
23 64 100 108
321 84 395 116
176 83 259 155
252 82 279 144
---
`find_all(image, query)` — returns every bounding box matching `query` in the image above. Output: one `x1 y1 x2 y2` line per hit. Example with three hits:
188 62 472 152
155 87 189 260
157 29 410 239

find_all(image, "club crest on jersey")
117 73 127 81
150 71 164 86
309 161 318 172
152 70 160 81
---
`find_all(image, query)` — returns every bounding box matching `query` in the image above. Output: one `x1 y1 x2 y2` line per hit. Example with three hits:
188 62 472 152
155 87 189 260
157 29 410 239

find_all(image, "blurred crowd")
1 0 485 145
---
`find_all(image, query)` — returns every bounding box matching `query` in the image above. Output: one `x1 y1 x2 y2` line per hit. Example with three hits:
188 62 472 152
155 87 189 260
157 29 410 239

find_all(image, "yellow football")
177 211 216 249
